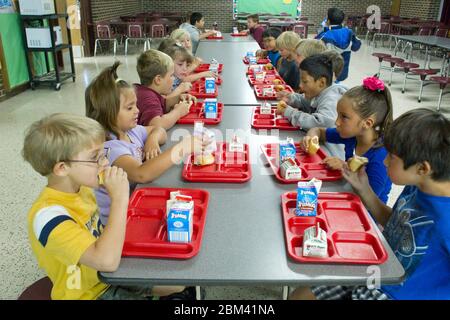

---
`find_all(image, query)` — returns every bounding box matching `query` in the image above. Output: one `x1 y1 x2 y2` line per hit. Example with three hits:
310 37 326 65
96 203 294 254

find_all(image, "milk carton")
254 71 266 83
296 178 322 217
215 31 222 37
233 26 238 34
280 158 302 180
229 135 244 152
303 223 328 258
249 56 257 65
167 195 194 243
260 101 272 114
166 191 181 214
279 137 296 162
204 98 218 119
209 58 219 72
262 86 274 97
250 65 263 76
246 51 255 58
205 77 216 94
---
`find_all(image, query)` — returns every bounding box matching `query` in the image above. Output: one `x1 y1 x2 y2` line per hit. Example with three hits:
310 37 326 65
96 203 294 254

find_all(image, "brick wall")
143 0 235 31
142 0 394 33
399 0 441 20
301 0 392 28
91 0 142 23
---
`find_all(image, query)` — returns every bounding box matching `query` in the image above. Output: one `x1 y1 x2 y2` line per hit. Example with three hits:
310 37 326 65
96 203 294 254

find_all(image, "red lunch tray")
248 73 285 86
122 187 210 259
206 35 224 40
190 80 219 98
231 33 248 37
194 63 223 73
243 57 271 64
260 142 343 183
251 106 297 131
182 142 251 183
254 84 293 100
281 191 388 265
177 102 224 125
246 65 276 75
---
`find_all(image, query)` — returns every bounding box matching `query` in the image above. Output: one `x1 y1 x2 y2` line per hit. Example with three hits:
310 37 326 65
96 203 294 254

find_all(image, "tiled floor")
0 39 448 300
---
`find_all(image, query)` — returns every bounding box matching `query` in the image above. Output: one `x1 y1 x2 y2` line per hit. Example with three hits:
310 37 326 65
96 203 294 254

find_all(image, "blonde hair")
276 31 301 51
295 39 326 58
158 39 194 64
137 49 173 86
170 29 190 43
22 113 105 177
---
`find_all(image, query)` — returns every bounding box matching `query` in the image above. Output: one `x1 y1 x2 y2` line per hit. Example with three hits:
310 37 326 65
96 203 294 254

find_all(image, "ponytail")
85 61 130 140
344 76 393 147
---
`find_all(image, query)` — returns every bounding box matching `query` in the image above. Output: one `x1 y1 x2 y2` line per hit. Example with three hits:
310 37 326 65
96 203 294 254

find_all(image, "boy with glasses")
22 113 185 299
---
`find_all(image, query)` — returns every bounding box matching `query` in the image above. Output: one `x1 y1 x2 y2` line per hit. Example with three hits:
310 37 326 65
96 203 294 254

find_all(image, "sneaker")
159 286 206 300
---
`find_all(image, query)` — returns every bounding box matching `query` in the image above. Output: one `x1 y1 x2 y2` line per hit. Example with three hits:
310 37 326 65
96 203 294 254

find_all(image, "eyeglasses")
64 148 110 166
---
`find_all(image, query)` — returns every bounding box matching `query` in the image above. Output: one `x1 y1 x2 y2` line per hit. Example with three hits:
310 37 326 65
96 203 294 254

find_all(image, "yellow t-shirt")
27 186 109 300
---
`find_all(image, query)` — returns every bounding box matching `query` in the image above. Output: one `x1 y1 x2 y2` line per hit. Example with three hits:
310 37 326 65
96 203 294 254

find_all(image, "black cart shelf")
19 8 75 91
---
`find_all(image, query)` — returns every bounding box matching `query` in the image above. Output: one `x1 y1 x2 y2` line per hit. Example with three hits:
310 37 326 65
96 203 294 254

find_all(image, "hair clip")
362 76 385 92
115 78 123 83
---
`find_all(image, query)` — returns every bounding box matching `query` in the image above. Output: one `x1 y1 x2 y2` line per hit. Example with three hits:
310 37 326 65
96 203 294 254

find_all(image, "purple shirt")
135 84 166 126
95 125 148 225
250 25 265 48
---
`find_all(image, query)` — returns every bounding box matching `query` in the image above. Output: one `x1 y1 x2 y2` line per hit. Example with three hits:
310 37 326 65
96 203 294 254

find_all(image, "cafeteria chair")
372 53 392 76
293 23 308 39
18 277 52 300
370 22 392 49
151 24 165 38
434 27 449 38
125 24 151 55
429 75 450 111
94 24 118 57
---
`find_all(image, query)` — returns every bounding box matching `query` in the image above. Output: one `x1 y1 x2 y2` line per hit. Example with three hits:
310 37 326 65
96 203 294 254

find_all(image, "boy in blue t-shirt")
291 108 450 300
256 28 282 68
316 7 361 82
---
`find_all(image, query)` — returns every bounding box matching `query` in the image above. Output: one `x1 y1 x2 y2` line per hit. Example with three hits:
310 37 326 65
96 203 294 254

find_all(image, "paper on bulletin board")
0 0 15 14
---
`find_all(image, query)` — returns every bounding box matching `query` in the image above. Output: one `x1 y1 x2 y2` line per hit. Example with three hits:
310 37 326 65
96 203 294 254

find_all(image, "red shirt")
250 25 265 48
135 84 166 126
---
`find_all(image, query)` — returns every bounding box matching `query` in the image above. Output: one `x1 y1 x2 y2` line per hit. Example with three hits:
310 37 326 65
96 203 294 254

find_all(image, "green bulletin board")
237 0 298 16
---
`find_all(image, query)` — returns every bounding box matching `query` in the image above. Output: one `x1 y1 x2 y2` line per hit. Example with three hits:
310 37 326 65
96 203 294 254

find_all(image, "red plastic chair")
372 53 392 76
382 56 404 85
395 61 420 93
371 22 392 48
417 26 433 36
18 277 52 300
435 28 449 37
125 24 151 55
94 24 118 56
293 23 307 39
429 76 450 111
151 24 165 38
409 68 440 102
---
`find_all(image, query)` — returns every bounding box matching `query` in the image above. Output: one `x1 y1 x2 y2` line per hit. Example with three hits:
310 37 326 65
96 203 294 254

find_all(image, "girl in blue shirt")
302 76 393 203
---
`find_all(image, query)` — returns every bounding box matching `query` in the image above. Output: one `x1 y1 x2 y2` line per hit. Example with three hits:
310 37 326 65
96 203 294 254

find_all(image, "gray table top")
393 35 450 50
195 40 262 105
99 105 405 286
